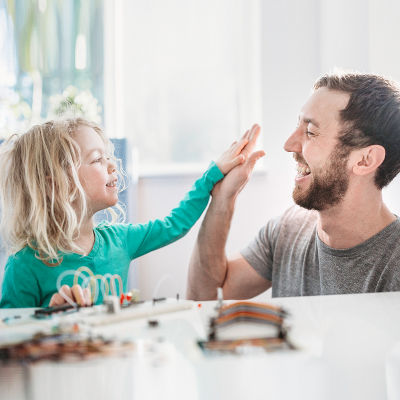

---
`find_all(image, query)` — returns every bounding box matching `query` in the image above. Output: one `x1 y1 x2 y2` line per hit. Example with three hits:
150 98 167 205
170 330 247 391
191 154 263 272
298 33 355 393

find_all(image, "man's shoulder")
389 215 400 232
262 205 318 246
276 205 318 228
377 216 400 250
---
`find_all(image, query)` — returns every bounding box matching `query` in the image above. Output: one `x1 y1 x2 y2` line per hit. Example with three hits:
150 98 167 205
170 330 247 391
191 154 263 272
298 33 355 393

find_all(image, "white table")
1 291 400 400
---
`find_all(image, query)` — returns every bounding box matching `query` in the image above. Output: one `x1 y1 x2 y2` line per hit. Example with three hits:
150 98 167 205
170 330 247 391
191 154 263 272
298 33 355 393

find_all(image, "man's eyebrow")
302 117 320 128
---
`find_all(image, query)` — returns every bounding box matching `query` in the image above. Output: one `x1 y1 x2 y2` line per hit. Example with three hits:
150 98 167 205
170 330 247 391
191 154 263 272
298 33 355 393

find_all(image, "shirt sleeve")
127 161 224 259
240 217 281 282
0 256 41 308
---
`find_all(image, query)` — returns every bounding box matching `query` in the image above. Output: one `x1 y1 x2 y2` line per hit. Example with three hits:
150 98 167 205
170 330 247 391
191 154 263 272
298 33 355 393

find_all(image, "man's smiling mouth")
296 164 311 178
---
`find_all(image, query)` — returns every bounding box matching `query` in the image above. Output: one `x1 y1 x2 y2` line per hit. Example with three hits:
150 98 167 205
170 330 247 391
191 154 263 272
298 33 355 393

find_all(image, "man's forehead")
299 87 350 127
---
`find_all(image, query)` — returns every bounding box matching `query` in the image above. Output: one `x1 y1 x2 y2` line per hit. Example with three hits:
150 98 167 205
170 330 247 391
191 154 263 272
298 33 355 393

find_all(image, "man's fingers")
247 150 266 167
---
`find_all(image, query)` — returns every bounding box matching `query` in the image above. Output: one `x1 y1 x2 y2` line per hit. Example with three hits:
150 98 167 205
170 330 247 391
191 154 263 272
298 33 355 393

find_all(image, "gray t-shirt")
241 205 400 297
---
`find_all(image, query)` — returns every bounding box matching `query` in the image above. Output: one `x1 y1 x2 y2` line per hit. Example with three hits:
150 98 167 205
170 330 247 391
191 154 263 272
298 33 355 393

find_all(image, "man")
187 72 400 300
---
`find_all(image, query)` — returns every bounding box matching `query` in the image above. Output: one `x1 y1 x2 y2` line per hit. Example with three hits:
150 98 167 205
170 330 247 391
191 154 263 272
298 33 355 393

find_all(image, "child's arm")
46 126 261 308
126 125 262 259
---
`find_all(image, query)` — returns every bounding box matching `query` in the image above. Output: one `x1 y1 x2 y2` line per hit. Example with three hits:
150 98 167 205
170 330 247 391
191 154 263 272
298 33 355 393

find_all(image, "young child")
0 118 263 308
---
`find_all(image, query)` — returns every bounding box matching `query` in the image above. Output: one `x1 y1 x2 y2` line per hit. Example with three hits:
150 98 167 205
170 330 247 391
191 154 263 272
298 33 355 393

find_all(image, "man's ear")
350 145 385 176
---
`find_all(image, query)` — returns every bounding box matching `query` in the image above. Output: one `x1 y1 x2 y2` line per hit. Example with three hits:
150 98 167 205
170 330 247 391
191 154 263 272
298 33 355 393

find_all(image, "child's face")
73 125 118 214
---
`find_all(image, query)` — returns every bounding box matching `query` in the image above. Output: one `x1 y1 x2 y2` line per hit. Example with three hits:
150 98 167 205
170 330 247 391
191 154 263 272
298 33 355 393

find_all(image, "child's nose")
108 158 117 173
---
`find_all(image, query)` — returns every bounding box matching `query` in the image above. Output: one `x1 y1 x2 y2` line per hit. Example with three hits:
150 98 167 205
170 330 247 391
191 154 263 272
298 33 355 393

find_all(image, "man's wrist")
210 190 237 214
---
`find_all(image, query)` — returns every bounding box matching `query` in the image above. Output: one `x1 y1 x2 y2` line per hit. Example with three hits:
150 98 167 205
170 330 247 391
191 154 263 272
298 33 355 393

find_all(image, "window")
1 0 262 175
0 0 104 135
105 0 262 175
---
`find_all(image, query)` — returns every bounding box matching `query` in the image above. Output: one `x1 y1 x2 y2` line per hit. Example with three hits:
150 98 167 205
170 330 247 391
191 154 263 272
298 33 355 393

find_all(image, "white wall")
318 0 400 216
129 0 321 299
121 0 400 299
368 0 400 213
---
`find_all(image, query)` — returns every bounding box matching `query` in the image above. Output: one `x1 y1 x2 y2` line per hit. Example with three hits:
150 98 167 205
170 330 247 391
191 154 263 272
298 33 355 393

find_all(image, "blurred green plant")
3 0 104 122
47 85 102 123
0 88 32 138
0 85 102 138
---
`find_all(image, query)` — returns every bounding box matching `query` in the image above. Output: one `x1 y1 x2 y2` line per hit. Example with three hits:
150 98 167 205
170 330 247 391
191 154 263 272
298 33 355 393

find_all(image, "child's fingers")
60 285 75 305
246 124 261 146
49 293 65 307
219 154 246 174
238 129 250 141
233 136 249 154
49 294 57 306
230 129 250 152
228 154 246 171
242 129 251 143
237 124 261 156
83 287 92 306
71 284 85 306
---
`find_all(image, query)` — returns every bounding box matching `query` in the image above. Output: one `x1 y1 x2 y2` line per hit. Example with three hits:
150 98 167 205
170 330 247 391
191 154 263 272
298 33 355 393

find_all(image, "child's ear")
350 145 385 176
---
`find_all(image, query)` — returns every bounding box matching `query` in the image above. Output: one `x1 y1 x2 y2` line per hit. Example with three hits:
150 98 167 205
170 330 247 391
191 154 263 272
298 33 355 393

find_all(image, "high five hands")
215 124 265 199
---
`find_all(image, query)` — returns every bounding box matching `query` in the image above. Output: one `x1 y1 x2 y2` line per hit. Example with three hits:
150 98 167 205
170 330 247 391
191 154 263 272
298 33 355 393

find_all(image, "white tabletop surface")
1 291 400 400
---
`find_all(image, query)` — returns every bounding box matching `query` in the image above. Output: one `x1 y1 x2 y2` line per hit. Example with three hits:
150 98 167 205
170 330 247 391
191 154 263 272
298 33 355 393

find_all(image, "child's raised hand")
216 124 261 175
49 284 92 307
212 124 265 199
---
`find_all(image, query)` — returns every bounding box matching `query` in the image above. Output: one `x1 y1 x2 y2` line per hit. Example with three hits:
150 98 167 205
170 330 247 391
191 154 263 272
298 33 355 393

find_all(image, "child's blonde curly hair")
0 118 125 264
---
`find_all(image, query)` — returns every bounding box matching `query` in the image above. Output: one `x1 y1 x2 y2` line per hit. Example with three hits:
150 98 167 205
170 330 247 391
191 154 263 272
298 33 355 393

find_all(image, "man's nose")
283 128 302 153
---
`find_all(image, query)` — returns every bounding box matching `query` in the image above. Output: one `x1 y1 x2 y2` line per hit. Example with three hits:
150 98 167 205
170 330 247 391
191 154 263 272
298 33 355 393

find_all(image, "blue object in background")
95 138 131 223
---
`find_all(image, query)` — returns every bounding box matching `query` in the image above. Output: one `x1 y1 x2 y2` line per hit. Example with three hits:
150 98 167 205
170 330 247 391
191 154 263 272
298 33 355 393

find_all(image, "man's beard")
293 146 350 211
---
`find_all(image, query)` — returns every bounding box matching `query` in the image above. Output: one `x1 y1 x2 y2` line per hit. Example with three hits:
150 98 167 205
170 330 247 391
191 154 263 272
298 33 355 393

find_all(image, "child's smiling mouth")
106 179 117 187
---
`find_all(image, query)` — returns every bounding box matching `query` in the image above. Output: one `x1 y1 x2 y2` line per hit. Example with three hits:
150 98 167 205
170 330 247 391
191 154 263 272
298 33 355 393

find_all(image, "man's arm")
187 192 271 300
186 124 271 300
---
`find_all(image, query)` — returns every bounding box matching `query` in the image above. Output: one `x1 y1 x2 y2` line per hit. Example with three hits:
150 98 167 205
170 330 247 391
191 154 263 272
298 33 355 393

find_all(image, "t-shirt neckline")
316 216 400 257
68 228 101 259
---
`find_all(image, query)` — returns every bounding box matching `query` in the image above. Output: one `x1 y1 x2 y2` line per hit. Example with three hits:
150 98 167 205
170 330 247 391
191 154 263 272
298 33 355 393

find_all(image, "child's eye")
92 157 102 163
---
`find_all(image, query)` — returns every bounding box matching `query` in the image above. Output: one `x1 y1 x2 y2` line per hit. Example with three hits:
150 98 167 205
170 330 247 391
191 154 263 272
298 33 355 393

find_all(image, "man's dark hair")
314 72 400 188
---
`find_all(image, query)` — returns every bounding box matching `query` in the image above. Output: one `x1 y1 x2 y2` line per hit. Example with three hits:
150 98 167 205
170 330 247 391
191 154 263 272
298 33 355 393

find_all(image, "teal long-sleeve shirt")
0 162 223 308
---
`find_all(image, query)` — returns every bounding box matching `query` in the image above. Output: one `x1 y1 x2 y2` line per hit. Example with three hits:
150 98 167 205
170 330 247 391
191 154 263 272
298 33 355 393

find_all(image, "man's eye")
306 130 316 137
